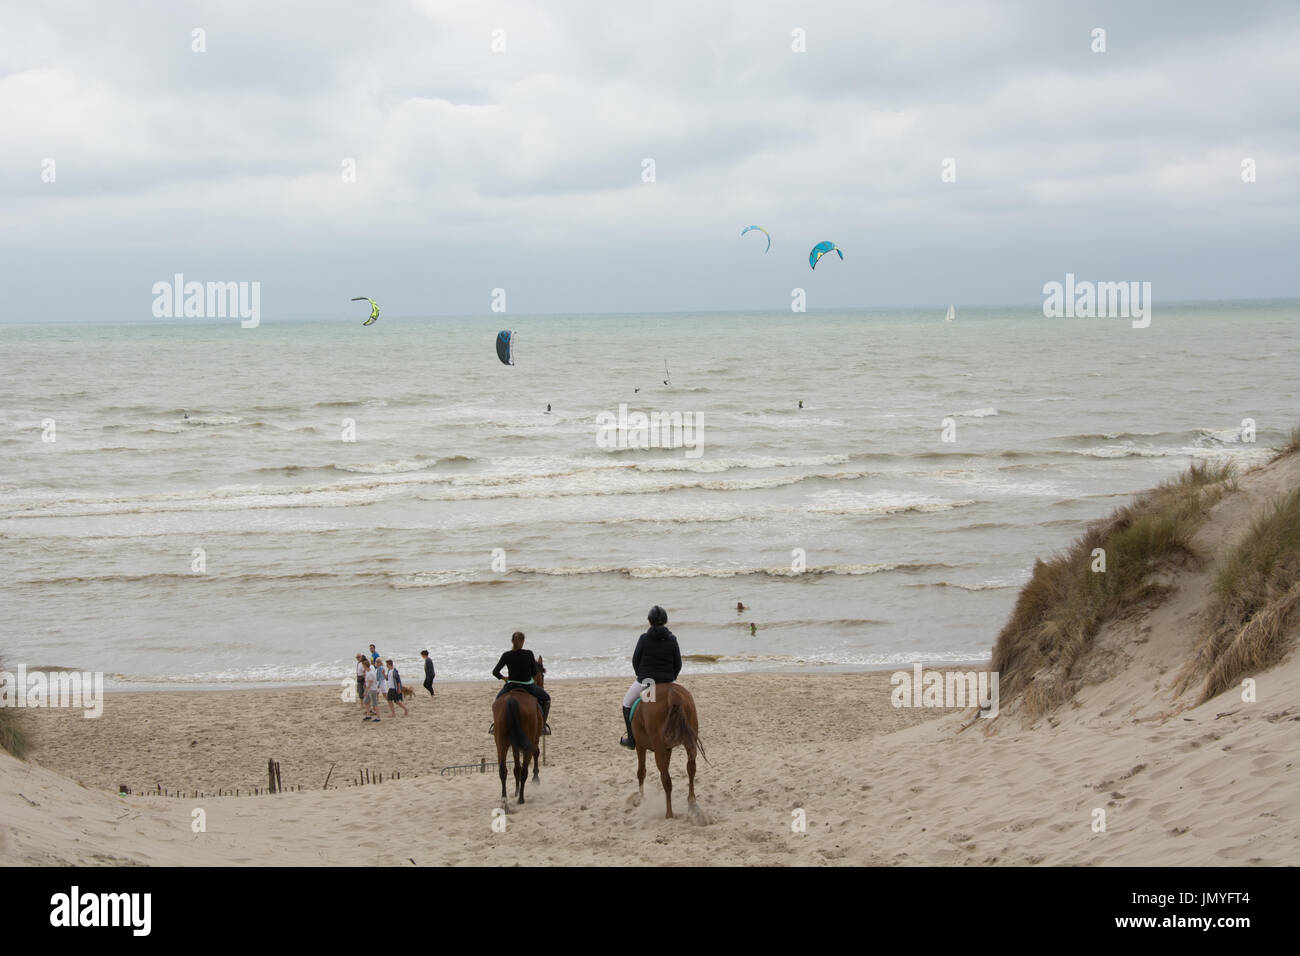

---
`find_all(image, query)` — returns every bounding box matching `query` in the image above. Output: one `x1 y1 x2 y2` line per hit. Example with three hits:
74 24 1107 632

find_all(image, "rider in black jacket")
493 631 551 733
620 606 681 748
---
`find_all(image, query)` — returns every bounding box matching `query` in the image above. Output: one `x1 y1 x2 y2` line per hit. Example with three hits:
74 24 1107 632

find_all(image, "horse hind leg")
513 747 525 803
496 741 508 802
654 747 673 819
686 745 697 804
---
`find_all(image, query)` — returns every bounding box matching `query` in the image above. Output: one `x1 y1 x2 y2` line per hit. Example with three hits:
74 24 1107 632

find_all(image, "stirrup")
619 735 636 749
543 723 552 735
487 721 494 735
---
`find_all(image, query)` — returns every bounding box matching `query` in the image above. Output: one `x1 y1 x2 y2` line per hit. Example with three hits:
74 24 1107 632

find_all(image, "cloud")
1 0 1297 320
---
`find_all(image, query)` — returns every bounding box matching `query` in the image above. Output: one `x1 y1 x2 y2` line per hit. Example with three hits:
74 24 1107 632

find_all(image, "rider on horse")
493 631 551 734
619 605 682 749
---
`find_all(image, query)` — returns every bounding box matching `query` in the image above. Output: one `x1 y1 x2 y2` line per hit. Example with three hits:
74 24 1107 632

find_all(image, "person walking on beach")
619 605 682 749
492 631 551 734
355 654 366 702
362 659 380 721
385 659 409 717
421 649 435 697
368 643 381 665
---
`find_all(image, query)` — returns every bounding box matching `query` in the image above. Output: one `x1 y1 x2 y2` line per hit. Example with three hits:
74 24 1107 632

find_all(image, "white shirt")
364 670 376 693
356 661 366 677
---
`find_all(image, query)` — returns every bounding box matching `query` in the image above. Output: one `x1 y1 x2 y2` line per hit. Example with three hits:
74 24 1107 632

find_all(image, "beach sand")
4 658 1296 866
3 451 1298 867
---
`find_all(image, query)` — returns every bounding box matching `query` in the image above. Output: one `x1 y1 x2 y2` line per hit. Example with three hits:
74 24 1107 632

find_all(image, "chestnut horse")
492 656 545 805
631 681 705 819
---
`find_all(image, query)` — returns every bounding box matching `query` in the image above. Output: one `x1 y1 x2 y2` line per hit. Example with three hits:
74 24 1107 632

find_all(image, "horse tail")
662 696 706 761
507 696 531 752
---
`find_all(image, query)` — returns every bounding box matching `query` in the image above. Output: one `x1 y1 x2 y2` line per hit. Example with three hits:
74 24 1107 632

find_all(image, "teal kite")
741 225 771 254
809 242 843 270
351 297 379 326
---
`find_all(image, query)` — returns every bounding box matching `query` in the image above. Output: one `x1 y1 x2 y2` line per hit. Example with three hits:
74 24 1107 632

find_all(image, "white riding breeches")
623 679 654 708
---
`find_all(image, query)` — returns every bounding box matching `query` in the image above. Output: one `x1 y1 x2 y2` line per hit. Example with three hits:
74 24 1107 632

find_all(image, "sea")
1 301 1296 690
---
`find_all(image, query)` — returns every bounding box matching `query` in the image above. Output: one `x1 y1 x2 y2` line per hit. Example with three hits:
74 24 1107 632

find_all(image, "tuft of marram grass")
990 460 1235 717
0 653 28 759
1271 425 1300 462
1179 485 1300 702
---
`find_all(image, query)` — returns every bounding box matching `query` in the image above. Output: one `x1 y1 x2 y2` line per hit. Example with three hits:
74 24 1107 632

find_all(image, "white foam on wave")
805 489 976 516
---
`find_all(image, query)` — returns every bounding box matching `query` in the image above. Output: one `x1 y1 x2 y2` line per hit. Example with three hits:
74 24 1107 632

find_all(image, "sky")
1 0 1297 322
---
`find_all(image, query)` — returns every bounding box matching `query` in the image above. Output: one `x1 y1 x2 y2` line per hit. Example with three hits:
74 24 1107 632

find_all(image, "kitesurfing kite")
741 225 771 254
351 297 380 326
808 241 843 270
496 330 516 366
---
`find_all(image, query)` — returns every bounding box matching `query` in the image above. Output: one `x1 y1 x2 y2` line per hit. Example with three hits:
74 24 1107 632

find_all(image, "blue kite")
741 225 772 254
808 241 843 270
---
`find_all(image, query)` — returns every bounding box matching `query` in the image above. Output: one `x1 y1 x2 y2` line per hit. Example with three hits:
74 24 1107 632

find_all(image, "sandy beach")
5 653 1296 867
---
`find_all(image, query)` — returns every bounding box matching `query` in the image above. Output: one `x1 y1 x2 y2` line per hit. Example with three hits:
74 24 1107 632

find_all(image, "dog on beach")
401 685 415 699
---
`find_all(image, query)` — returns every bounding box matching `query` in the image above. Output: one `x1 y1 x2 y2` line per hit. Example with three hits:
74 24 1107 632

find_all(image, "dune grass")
0 653 28 759
990 460 1235 717
1179 484 1300 702
1271 425 1300 462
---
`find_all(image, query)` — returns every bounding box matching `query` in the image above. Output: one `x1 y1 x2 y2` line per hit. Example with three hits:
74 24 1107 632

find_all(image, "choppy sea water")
0 302 1295 689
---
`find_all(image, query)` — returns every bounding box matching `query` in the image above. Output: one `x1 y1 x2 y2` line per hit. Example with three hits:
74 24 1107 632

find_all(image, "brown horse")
492 656 545 806
631 681 705 819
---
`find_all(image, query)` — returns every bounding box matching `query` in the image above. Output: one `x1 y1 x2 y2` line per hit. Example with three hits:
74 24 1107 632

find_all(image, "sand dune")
3 453 1297 866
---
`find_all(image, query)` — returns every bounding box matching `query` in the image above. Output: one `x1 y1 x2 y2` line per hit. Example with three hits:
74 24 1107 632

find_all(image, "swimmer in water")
546 404 551 413
798 401 803 409
736 602 745 612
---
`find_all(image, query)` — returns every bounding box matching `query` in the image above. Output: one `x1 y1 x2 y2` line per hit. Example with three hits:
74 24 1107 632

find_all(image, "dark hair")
420 649 428 656
511 631 525 649
648 605 667 626
385 659 393 666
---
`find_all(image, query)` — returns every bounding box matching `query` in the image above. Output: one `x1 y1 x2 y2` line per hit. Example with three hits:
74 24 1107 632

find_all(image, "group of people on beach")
355 645 436 722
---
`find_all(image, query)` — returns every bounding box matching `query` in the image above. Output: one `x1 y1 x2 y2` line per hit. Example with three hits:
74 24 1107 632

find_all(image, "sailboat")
945 304 955 322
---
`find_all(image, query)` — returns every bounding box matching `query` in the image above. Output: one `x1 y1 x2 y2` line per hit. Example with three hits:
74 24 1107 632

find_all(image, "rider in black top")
493 631 551 733
619 605 682 748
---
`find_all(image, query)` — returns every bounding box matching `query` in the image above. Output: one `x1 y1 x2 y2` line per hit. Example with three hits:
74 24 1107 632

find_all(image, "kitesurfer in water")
493 631 551 734
619 606 682 749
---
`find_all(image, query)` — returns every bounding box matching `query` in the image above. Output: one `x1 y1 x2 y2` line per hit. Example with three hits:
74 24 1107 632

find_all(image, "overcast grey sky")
2 0 1297 322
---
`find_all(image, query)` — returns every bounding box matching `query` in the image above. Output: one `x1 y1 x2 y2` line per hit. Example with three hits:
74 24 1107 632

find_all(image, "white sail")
945 304 955 322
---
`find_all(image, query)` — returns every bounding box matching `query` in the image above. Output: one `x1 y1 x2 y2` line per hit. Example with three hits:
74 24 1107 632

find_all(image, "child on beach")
386 659 409 717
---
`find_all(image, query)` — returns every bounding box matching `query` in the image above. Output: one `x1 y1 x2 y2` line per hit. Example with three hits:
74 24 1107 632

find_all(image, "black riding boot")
542 699 552 735
619 706 636 749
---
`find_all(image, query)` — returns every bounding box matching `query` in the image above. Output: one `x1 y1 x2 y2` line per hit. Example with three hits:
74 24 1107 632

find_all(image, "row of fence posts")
118 749 536 796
